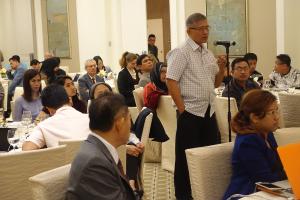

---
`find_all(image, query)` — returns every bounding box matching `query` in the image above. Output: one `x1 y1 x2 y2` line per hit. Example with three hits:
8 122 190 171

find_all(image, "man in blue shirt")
5 55 26 117
222 58 260 109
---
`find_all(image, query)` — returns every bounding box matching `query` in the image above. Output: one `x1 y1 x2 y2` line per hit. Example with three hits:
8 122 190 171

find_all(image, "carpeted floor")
143 163 175 200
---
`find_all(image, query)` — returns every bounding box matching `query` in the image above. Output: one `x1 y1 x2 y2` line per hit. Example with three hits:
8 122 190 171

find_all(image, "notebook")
278 142 300 200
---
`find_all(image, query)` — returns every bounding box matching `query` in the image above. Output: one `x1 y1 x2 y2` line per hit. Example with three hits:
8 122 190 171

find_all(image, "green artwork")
46 0 70 58
207 0 247 56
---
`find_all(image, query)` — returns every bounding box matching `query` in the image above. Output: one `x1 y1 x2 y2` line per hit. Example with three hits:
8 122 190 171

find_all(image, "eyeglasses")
189 26 210 32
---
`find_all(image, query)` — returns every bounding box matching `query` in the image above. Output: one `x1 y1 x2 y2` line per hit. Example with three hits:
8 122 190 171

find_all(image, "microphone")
213 41 236 46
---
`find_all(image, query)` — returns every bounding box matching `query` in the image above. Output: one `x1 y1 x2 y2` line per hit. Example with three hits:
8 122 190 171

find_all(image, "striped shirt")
166 37 219 117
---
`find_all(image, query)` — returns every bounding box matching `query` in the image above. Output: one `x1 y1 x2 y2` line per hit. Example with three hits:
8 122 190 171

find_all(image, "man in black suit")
78 59 104 102
66 92 136 200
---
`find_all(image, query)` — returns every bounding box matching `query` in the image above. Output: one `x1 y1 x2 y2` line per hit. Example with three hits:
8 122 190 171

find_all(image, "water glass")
263 80 271 89
217 83 225 96
7 129 20 151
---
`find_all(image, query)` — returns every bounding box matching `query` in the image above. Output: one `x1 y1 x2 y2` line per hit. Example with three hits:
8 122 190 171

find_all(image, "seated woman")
13 69 43 121
55 76 87 113
223 89 286 200
144 62 168 110
117 52 139 106
89 82 144 196
40 57 65 85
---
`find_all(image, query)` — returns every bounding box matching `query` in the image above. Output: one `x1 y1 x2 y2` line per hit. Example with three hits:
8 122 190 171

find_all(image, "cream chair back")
274 127 300 146
133 87 144 112
0 145 67 200
29 164 71 200
128 107 139 123
2 82 8 111
185 142 234 200
156 95 176 172
12 86 23 101
138 113 153 188
278 93 300 127
58 139 83 164
215 96 238 143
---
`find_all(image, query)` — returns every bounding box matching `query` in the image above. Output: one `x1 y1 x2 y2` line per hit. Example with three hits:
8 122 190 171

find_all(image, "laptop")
278 142 300 200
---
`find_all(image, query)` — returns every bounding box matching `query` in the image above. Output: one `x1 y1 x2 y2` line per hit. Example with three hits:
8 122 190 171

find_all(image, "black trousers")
126 154 140 181
174 106 220 199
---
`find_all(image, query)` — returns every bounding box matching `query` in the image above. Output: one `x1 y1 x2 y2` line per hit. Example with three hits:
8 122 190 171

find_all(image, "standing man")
148 34 159 62
166 13 226 200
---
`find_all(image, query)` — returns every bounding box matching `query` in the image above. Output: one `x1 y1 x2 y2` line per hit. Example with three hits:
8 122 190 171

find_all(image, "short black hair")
30 59 40 66
244 53 257 61
136 54 149 65
89 92 128 132
10 55 20 63
277 54 291 67
231 58 249 71
41 84 69 109
148 34 156 39
93 56 103 65
89 82 112 100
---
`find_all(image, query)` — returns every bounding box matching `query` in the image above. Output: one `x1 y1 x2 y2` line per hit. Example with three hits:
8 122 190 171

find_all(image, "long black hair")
23 69 42 102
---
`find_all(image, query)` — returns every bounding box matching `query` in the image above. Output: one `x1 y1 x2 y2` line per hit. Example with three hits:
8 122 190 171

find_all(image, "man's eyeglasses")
189 26 210 32
234 66 249 72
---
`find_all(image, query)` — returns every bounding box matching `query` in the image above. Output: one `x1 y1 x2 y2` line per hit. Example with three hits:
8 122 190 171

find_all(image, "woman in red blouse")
143 62 168 110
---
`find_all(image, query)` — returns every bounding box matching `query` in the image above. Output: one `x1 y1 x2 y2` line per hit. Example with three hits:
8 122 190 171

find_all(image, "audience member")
55 75 87 113
269 54 300 88
22 84 90 150
117 52 139 106
93 56 113 77
223 89 286 199
53 57 67 77
222 58 260 109
136 54 154 87
144 62 168 110
148 34 159 61
0 49 4 66
89 82 145 195
30 59 41 71
244 53 263 85
66 92 136 200
40 57 61 84
0 82 4 108
166 13 226 199
13 69 43 121
44 51 54 60
6 55 26 98
78 59 104 103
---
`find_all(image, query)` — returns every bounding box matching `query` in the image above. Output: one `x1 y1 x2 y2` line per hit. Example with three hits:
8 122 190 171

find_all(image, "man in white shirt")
22 84 90 150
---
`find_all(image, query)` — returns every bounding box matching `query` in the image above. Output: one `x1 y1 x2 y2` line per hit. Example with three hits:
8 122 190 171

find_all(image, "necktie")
117 159 125 177
91 77 95 84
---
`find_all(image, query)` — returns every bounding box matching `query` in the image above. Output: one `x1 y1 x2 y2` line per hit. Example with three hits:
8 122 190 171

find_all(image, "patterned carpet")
143 163 175 200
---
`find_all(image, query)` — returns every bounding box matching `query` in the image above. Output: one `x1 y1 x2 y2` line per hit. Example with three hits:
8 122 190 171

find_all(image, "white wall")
75 0 148 72
0 0 34 66
284 0 300 69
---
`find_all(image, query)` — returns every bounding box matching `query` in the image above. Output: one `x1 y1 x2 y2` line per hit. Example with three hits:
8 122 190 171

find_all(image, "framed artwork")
206 0 248 56
46 0 71 58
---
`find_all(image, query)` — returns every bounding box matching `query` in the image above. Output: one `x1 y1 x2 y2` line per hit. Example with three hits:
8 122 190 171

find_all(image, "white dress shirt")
26 106 91 148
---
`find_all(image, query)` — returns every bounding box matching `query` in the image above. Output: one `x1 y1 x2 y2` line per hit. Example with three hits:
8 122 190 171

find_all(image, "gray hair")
85 59 96 68
186 13 207 28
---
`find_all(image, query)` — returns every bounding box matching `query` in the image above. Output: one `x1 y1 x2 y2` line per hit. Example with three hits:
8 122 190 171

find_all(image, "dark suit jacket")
78 73 104 102
222 133 286 200
117 68 139 106
66 134 136 200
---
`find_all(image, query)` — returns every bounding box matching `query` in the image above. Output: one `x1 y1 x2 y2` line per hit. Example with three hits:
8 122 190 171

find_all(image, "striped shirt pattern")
166 37 219 117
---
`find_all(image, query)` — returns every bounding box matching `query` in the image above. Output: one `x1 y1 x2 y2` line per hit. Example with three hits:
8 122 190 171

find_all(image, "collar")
90 132 119 164
54 105 73 114
187 37 208 53
88 74 96 80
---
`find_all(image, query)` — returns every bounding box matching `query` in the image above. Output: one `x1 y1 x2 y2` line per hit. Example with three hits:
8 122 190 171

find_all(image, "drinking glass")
7 129 20 151
21 111 32 134
263 80 271 90
217 83 225 96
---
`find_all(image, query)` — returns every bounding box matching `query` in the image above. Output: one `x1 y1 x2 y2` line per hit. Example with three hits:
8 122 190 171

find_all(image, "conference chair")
29 164 71 200
0 145 67 200
274 127 300 146
58 139 83 164
133 87 144 112
185 142 234 200
278 92 300 127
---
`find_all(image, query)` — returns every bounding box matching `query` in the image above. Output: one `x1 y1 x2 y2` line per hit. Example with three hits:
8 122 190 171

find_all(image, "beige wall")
248 0 277 78
284 0 300 69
